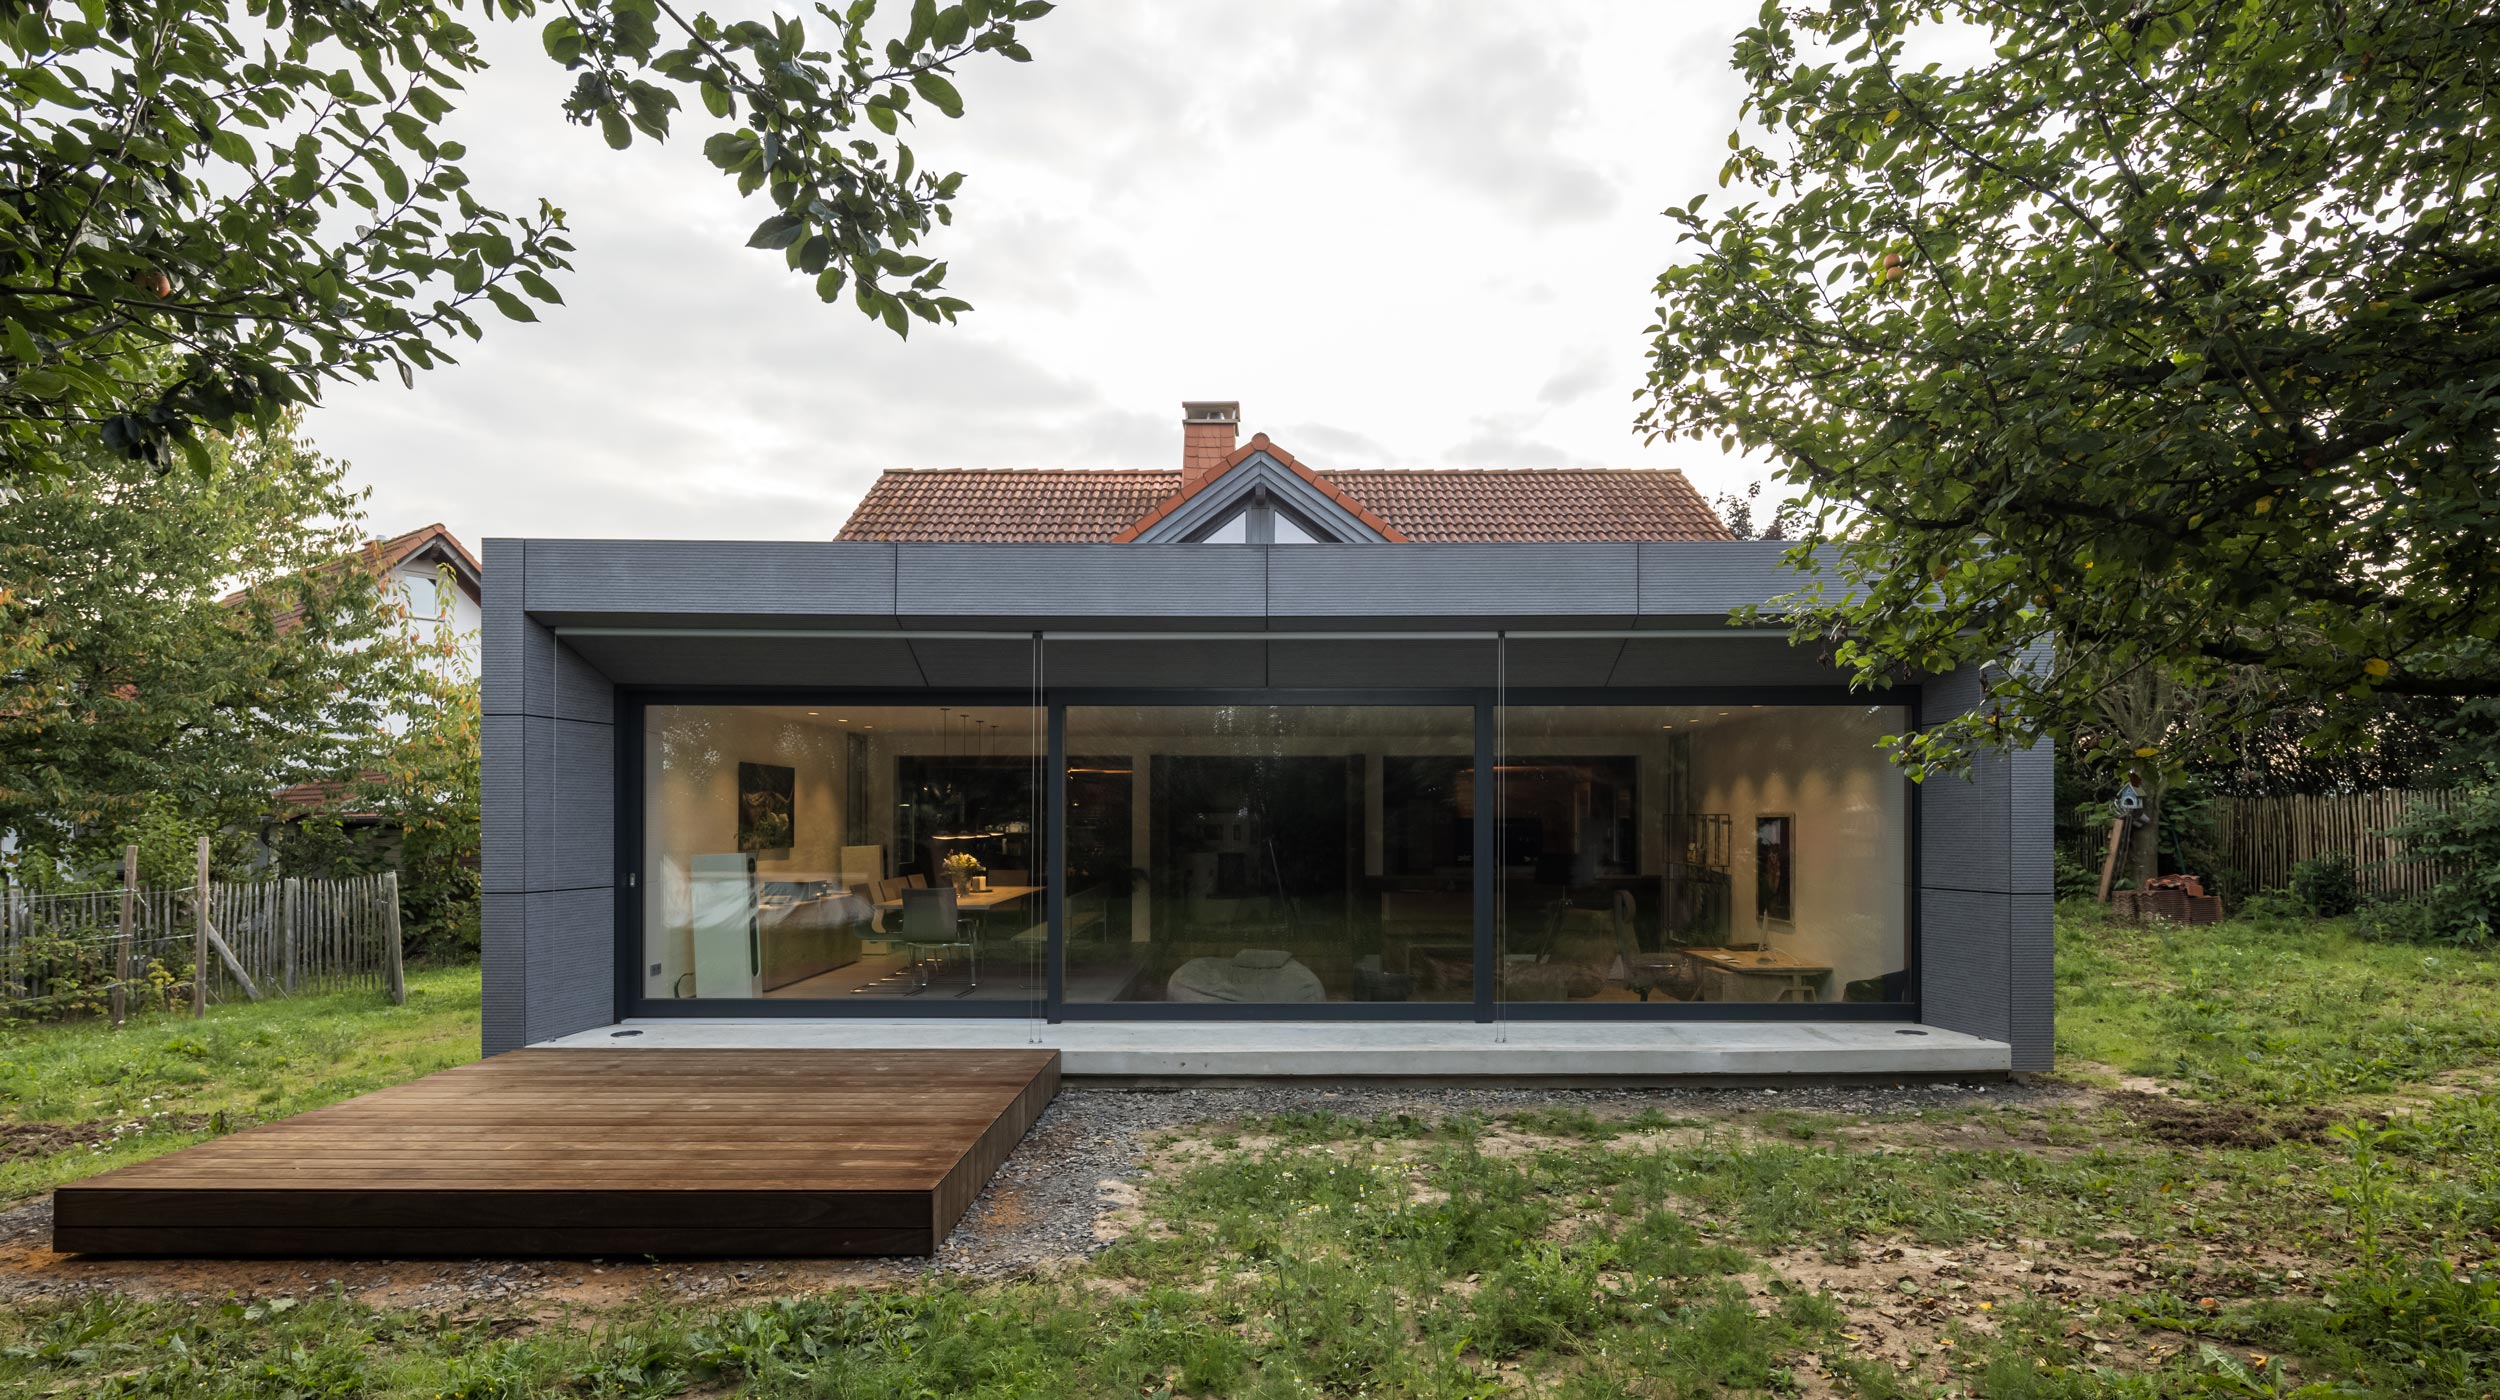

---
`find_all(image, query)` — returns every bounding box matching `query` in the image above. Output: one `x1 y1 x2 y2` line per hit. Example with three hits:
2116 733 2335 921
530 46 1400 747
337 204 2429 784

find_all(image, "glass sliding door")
640 699 1043 1004
1493 703 1912 1008
1061 703 1476 1006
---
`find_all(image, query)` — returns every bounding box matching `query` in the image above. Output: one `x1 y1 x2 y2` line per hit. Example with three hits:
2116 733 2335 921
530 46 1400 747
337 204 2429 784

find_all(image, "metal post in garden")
383 871 406 1006
113 845 136 1028
192 835 210 1020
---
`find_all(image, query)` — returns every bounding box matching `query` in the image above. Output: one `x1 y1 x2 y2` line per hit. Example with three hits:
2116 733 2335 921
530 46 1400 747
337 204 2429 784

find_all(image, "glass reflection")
642 704 1041 1001
1496 705 1911 1005
1063 705 1475 1003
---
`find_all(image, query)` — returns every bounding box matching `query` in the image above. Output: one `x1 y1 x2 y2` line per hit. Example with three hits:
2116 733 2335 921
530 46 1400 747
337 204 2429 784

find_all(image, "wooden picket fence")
2216 788 2462 897
0 868 404 1021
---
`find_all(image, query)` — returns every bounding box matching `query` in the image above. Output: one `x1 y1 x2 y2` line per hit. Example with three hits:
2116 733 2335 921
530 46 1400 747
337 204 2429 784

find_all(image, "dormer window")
1190 485 1334 544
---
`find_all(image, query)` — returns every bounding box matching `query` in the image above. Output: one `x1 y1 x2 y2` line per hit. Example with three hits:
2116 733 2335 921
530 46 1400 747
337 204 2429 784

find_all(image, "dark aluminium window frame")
612 684 1924 1024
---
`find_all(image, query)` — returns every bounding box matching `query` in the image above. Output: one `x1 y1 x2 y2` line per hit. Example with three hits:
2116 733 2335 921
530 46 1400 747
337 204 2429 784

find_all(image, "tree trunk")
2128 781 2165 887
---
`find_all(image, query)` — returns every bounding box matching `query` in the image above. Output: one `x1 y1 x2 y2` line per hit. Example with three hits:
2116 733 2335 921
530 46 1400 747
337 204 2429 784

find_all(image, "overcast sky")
303 2 1771 545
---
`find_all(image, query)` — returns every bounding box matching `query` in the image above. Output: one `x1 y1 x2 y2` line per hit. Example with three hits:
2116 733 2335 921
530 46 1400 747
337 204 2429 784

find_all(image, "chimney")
1180 401 1240 487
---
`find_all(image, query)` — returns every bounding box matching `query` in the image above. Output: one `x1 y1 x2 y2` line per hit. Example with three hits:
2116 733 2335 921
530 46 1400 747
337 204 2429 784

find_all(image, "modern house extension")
483 402 2051 1077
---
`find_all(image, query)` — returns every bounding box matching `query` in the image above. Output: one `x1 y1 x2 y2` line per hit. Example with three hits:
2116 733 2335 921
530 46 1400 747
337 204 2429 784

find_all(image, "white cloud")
303 0 1773 543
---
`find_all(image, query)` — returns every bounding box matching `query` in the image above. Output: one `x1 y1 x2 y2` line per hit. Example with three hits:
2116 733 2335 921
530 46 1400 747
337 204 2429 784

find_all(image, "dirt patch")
1769 1240 2162 1379
2109 1091 2353 1149
0 1114 209 1163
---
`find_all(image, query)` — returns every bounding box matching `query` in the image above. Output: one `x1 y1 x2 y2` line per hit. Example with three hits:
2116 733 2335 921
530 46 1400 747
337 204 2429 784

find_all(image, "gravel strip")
931 1078 2060 1276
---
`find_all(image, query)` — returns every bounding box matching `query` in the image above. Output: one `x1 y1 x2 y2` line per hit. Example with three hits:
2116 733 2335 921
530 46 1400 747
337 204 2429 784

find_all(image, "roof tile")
834 452 1732 544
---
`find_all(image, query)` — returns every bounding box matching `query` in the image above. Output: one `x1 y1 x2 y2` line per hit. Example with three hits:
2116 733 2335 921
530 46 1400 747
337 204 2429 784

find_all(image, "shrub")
2373 774 2500 947
2052 849 2102 902
2291 854 2364 918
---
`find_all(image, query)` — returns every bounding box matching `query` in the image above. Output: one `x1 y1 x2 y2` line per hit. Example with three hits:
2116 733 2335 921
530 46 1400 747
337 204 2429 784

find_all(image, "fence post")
283 877 297 996
192 836 210 1019
384 872 406 1006
113 846 136 1027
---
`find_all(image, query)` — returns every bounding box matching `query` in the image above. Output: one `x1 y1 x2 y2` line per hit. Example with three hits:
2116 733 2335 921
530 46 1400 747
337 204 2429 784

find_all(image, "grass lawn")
0 964 481 1203
1 914 2496 1398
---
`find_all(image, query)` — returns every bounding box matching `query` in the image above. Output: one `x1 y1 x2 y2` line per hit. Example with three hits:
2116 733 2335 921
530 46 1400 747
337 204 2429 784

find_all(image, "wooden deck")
51 1048 1060 1258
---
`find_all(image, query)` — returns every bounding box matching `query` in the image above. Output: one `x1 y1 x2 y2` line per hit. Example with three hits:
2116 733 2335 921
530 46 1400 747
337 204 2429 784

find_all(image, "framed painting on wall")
1755 814 1793 928
737 761 795 854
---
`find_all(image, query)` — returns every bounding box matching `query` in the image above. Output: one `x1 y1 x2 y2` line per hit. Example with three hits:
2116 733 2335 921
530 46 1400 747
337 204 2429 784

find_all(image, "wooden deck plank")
52 1048 1059 1258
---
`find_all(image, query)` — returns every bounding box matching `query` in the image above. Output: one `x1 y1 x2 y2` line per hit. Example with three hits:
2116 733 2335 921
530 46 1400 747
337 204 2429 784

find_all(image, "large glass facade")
1494 705 1911 1006
632 692 1912 1016
642 703 1043 1003
1062 705 1476 1004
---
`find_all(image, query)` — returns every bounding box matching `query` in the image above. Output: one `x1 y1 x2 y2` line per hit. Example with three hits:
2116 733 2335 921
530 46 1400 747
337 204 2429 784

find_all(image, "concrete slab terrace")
539 1020 2012 1081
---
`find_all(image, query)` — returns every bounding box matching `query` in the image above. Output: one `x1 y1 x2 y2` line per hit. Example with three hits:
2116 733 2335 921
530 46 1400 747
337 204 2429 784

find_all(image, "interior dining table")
872 884 1044 912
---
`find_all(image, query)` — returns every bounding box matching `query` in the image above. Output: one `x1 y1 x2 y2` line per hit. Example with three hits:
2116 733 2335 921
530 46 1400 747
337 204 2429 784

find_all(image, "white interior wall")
1688 706 1909 992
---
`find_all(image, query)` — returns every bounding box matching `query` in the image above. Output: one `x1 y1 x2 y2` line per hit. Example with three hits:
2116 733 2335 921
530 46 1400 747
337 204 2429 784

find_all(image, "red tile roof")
836 443 1730 544
1328 468 1730 543
837 470 1183 544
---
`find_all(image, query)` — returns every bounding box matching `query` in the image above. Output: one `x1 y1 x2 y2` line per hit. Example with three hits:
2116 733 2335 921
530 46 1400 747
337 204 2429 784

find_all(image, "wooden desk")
874 884 1042 912
1675 945 1833 1003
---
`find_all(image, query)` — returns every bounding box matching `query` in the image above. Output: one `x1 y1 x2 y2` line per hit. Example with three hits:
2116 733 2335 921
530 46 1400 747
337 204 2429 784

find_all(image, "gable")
1115 437 1408 544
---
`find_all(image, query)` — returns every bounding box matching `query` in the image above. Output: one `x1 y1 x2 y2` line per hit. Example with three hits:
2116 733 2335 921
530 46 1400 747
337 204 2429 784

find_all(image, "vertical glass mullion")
1045 701 1066 1021
1472 693 1495 1022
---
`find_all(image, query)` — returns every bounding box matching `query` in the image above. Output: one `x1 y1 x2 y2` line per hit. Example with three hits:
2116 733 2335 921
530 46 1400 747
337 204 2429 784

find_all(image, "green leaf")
909 71 964 118
207 128 255 165
484 286 537 322
542 17 585 65
13 64 86 109
598 107 632 150
746 210 807 249
700 81 733 119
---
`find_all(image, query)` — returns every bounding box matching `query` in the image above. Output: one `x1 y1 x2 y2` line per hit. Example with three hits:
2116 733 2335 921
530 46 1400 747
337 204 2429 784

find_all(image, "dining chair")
897 885 976 993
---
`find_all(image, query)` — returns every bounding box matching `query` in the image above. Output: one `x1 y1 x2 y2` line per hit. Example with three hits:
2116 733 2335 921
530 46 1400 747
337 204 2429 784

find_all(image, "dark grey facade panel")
1603 636 1853 688
898 544 1266 620
522 888 618 1044
2009 740 2055 896
1501 637 1628 688
481 714 525 896
905 636 1042 689
1266 638 1499 689
522 540 900 619
481 892 525 1055
1636 541 1821 619
530 719 616 894
482 540 525 717
1916 762 2013 894
1917 887 2012 1044
530 639 614 724
560 634 930 689
1268 544 1639 620
2007 894 2054 1071
1042 639 1268 690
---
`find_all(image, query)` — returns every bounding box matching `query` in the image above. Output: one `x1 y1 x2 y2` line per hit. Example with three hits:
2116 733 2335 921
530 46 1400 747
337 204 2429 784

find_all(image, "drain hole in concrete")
1894 1029 1928 1036
611 1029 644 1038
